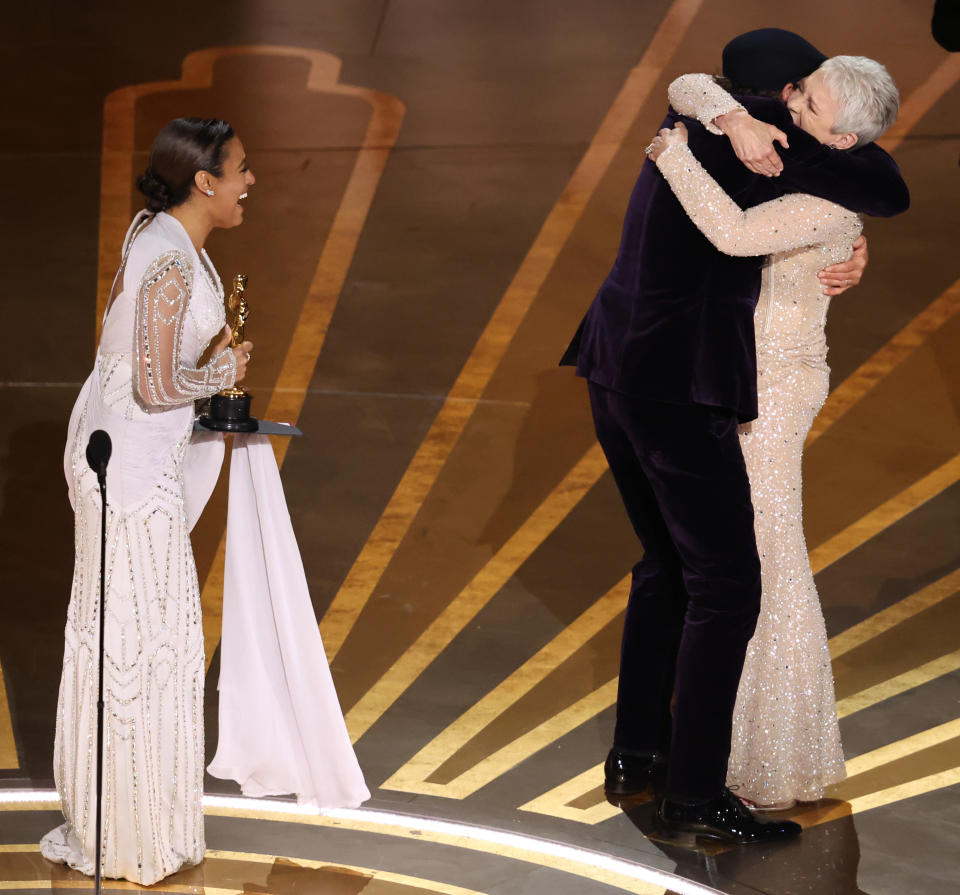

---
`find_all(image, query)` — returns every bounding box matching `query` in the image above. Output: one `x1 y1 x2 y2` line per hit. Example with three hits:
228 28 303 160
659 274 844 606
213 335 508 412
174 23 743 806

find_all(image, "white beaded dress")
40 211 237 884
657 75 862 805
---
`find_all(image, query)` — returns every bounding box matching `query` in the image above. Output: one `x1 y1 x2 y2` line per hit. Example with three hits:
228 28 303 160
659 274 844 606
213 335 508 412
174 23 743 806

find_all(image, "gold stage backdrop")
96 45 404 666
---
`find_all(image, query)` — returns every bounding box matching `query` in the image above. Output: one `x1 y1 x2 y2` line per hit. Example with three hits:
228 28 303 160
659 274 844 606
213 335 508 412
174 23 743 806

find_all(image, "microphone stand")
94 463 106 895
86 431 111 895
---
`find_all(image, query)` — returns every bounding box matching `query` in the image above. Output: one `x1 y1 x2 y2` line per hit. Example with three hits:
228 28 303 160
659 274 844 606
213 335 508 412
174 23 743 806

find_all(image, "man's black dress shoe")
604 749 667 795
657 788 802 844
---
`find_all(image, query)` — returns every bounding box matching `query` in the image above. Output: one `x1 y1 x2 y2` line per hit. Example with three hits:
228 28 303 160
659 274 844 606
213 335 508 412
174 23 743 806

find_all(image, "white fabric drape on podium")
207 434 369 809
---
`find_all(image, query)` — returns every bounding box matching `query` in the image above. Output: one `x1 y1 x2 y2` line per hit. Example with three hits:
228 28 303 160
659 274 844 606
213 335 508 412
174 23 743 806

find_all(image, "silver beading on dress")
42 212 233 884
657 75 862 805
134 250 235 408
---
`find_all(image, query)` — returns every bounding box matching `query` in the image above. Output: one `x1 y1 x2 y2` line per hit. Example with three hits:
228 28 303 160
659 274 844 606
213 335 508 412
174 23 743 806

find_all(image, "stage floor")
0 1 958 893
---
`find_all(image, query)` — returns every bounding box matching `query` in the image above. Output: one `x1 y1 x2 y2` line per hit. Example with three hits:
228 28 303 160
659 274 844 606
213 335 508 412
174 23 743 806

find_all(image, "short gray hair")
819 55 899 145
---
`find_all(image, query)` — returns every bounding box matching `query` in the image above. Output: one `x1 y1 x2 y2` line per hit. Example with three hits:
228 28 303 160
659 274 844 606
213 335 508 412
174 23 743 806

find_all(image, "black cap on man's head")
722 28 827 91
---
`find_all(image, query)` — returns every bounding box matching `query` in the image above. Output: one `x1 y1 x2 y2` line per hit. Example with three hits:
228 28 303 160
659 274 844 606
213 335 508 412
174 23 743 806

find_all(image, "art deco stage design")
0 2 957 892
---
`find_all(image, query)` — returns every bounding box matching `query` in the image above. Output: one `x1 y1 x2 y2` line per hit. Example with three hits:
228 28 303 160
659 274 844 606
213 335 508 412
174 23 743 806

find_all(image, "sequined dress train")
659 74 864 804
40 211 237 884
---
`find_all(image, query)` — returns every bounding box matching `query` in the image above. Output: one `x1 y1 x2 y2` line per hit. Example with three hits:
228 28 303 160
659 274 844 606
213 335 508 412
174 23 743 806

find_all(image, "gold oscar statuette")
199 273 258 432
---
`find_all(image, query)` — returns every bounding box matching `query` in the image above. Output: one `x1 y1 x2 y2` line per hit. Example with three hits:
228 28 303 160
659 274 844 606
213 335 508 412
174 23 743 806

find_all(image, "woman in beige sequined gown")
40 118 254 884
646 69 889 808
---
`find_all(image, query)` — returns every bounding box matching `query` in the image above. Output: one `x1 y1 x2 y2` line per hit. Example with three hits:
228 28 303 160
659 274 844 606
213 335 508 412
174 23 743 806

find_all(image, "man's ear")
829 132 859 150
780 83 795 103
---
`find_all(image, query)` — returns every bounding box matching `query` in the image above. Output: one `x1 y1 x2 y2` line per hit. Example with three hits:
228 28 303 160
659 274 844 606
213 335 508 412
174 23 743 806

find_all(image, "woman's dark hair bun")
135 117 234 213
136 167 172 213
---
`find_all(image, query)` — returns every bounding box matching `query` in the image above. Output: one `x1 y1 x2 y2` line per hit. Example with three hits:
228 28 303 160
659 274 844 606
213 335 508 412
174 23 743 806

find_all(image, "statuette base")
199 391 259 432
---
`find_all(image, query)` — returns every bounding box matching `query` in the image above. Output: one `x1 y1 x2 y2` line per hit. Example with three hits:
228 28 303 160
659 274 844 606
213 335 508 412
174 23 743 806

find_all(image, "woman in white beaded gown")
40 118 255 884
646 58 899 809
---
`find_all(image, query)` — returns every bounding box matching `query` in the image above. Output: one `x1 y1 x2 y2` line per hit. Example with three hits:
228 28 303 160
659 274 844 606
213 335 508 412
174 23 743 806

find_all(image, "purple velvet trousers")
588 382 762 800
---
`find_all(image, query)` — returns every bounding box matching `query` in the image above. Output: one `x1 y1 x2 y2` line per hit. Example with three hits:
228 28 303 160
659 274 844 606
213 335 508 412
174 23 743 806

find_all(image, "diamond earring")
205 189 216 197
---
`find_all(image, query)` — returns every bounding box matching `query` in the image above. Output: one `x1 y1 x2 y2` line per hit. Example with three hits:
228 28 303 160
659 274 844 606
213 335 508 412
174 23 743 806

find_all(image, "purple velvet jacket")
564 96 910 422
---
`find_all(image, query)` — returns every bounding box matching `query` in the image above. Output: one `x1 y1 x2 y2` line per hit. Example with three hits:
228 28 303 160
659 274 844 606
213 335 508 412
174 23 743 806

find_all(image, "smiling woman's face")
785 70 850 147
205 137 256 229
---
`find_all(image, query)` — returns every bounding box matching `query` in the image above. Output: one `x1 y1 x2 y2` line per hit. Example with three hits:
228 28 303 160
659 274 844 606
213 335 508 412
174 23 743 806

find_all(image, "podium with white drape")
189 430 369 809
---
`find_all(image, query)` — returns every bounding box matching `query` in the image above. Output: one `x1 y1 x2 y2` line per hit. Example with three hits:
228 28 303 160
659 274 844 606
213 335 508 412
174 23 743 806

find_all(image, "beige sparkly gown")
657 75 863 806
40 211 237 884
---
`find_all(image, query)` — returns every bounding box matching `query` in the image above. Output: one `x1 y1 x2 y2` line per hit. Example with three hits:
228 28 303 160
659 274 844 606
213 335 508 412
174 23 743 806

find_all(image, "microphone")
86 430 112 486
85 429 112 892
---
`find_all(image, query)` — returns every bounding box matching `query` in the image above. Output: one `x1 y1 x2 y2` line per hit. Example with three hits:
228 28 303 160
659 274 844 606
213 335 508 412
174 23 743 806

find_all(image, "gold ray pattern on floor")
319 0 707 665
842 717 960 778
346 443 612 742
519 717 960 828
396 678 617 798
331 49 960 749
381 450 960 799
829 566 960 659
845 767 960 815
3 1 959 892
381 575 627 794
506 565 960 824
835 648 960 719
519 762 621 824
807 278 960 447
809 453 960 573
799 768 960 830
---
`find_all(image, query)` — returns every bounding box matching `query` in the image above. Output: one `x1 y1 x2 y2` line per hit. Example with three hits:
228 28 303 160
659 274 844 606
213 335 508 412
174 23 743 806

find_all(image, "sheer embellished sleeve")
667 73 745 135
655 142 860 257
134 250 237 407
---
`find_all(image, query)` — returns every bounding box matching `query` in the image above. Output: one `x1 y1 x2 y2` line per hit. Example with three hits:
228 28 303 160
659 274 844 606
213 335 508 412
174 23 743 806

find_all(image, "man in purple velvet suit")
561 30 909 843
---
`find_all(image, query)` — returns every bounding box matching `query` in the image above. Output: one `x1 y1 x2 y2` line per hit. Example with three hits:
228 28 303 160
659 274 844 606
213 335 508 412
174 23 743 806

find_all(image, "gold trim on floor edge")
0 845 484 895
204 807 673 895
0 801 712 895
